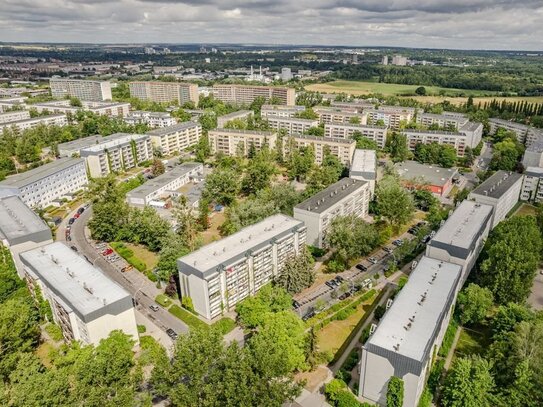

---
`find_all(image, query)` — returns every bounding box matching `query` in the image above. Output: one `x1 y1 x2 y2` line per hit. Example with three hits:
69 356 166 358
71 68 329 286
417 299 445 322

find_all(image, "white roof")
350 149 376 174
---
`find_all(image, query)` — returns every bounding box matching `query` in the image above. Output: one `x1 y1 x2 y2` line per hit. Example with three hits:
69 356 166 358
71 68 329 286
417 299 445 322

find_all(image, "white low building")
32 100 130 117
0 109 30 123
125 111 177 128
266 116 319 136
261 105 305 118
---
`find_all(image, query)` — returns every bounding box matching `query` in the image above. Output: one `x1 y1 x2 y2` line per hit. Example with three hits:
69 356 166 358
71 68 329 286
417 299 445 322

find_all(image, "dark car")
325 280 336 288
292 300 301 309
77 207 85 214
302 311 315 321
356 263 367 271
384 246 393 253
166 329 178 340
70 245 78 252
68 218 75 225
339 292 351 300
335 276 345 283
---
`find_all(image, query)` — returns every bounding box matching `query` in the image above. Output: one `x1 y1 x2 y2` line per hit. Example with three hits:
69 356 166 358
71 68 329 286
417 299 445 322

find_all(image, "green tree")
276 247 315 294
387 133 410 162
490 139 524 171
287 144 315 181
457 284 494 325
150 158 165 177
242 147 277 195
386 376 404 407
415 86 427 96
157 233 190 281
236 284 292 329
325 215 379 264
295 108 318 120
375 175 415 229
203 167 242 206
194 133 211 162
352 131 379 150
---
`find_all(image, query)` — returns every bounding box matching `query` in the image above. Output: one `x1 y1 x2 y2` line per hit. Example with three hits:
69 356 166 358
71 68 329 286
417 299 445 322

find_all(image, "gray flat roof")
295 177 367 214
268 116 318 124
326 123 387 130
20 242 131 322
350 149 377 179
525 167 543 177
489 118 530 130
81 133 149 153
147 121 201 136
395 161 458 187
0 195 52 245
217 110 252 119
127 163 203 200
178 214 304 277
429 200 493 257
58 135 104 153
0 157 84 188
402 129 461 136
526 138 543 153
365 256 461 364
261 104 305 111
470 170 523 199
460 121 483 132
209 128 276 136
419 112 467 121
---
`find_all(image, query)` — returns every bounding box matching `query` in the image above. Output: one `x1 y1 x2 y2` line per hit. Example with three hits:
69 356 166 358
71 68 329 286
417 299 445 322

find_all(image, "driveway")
529 270 543 311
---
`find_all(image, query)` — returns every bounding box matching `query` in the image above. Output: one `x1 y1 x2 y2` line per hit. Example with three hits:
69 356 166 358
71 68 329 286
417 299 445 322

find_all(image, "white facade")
50 78 112 101
208 129 277 157
403 124 483 157
177 215 306 320
324 123 388 148
261 105 306 118
32 100 130 118
212 84 296 106
21 242 139 346
415 112 468 130
367 107 415 130
350 149 377 195
147 121 202 155
520 167 543 203
125 111 177 128
266 116 319 136
0 109 30 123
0 158 88 208
129 81 199 105
314 107 366 125
0 114 68 132
294 178 371 248
217 110 253 128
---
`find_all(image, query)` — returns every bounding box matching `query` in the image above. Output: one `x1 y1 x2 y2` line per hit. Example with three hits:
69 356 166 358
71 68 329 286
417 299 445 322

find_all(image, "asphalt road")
60 206 189 336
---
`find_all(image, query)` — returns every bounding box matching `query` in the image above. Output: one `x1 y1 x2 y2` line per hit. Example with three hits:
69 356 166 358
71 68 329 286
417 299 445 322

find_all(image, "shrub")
169 304 208 330
155 294 172 308
327 259 347 273
137 324 147 334
181 296 195 313
417 388 432 407
324 379 347 403
438 319 458 357
374 305 386 320
45 323 63 341
212 317 236 335
342 349 360 372
427 359 445 392
336 390 364 407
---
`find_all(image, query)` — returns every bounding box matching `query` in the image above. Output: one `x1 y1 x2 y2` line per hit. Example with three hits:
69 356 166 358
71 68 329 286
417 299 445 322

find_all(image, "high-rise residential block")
266 116 319 136
129 81 199 105
212 84 295 106
324 123 388 148
50 78 112 101
147 121 202 156
208 128 277 157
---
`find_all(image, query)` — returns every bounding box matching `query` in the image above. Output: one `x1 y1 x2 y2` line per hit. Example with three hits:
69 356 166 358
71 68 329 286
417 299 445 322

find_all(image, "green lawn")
454 325 493 359
513 203 538 217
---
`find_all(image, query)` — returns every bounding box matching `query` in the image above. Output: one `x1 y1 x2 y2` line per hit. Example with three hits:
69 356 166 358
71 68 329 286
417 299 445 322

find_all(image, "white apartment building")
212 84 296 106
208 128 277 157
521 167 543 203
129 81 199 105
314 107 366 125
284 135 356 166
416 112 469 130
80 133 153 178
50 78 112 101
0 195 53 277
0 109 30 123
0 114 68 132
0 158 88 208
330 100 375 112
350 149 377 195
217 110 253 128
366 107 415 130
324 123 388 148
403 124 483 157
469 170 523 229
391 55 408 65
21 242 139 345
177 214 306 319
126 163 203 207
294 177 370 248
261 105 306 118
32 100 130 117
124 111 177 128
522 139 543 168
266 116 319 136
360 256 461 407
147 121 202 155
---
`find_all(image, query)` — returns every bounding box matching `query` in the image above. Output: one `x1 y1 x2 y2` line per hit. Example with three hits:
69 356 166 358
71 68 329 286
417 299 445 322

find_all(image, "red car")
74 213 80 219
102 248 113 256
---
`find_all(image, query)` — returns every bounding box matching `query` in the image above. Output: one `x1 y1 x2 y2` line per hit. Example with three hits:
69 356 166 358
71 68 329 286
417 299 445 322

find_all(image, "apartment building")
416 112 469 130
124 111 177 128
0 109 30 123
366 106 416 129
260 104 305 118
521 167 543 203
126 163 203 207
426 200 493 283
522 139 543 168
360 256 462 407
294 178 370 248
0 195 53 277
21 242 139 345
80 133 153 178
128 81 199 105
0 114 68 132
32 100 130 117
402 127 481 157
330 100 375 112
208 128 277 157
324 123 388 148
177 214 306 319
266 116 318 136
349 149 377 195
489 118 531 143
313 107 366 125
212 84 295 106
469 170 523 228
284 135 356 166
217 110 253 128
0 158 88 208
49 78 112 101
147 121 202 155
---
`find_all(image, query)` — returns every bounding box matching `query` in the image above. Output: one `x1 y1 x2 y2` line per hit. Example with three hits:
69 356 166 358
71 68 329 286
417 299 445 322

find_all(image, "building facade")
266 116 319 136
0 114 68 132
50 78 112 101
217 110 253 128
366 107 415 130
0 109 30 123
32 100 130 117
415 112 468 130
208 128 277 157
284 135 356 166
124 111 177 128
261 105 305 118
147 121 202 156
294 178 371 248
395 161 458 197
522 140 543 168
402 127 481 157
324 123 388 148
212 84 295 106
21 242 139 345
521 167 543 203
350 149 377 195
314 107 366 125
0 158 88 208
129 81 199 105
177 214 306 320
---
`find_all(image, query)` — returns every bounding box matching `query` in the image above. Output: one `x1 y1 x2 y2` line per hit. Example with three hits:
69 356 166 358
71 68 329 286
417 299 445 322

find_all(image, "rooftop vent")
393 343 400 352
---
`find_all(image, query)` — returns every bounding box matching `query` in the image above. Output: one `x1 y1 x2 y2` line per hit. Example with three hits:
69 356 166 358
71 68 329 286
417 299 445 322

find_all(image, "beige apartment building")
0 109 30 124
212 84 295 106
314 107 366 125
366 106 416 129
49 78 112 101
32 100 130 117
129 81 199 105
208 128 277 157
324 123 388 148
261 104 306 118
147 121 202 155
284 135 356 166
0 114 68 132
266 116 319 136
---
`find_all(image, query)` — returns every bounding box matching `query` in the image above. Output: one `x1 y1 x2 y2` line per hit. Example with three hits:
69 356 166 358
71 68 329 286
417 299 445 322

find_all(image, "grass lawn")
454 325 493 360
513 203 538 217
124 242 158 271
35 342 55 368
201 211 226 245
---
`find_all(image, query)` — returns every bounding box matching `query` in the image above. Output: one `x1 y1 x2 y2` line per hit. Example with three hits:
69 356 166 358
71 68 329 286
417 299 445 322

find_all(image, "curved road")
59 205 189 336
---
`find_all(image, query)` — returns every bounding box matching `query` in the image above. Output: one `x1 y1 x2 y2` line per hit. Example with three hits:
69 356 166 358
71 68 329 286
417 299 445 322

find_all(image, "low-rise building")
80 133 153 178
208 128 277 157
0 158 88 208
21 242 139 345
489 118 531 144
177 214 306 319
212 84 295 106
426 200 493 282
284 135 356 166
266 116 319 136
0 109 30 123
324 123 388 148
50 78 112 102
216 110 253 128
314 107 365 125
126 163 203 207
349 149 377 195
124 111 177 128
395 161 458 197
147 121 202 155
469 170 523 228
360 256 462 407
521 167 543 203
129 81 199 105
32 100 130 117
294 178 371 248
260 104 305 118
0 195 53 277
0 114 68 132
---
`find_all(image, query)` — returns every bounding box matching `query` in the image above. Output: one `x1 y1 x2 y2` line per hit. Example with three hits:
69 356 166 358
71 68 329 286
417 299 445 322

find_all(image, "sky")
1 0 543 51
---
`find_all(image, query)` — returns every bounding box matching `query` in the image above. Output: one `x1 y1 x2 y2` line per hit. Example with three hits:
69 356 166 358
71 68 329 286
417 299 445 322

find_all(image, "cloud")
0 0 542 50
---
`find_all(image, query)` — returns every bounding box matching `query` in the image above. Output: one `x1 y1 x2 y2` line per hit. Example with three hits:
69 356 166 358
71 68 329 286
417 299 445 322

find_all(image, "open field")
306 80 543 106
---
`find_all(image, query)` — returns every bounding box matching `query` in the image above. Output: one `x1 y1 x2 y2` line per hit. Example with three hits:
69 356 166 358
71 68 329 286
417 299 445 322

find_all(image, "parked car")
392 239 403 246
302 311 315 321
335 276 345 283
325 280 336 288
355 263 367 271
339 292 351 300
363 278 373 288
166 329 178 340
77 207 85 214
102 248 113 256
368 257 378 264
150 304 160 312
422 235 431 243
68 218 75 225
73 213 80 219
292 300 301 309
384 246 393 253
70 245 78 252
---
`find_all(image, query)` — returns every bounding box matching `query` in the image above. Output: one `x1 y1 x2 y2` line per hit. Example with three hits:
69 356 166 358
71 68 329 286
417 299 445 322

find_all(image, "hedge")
169 305 208 330
212 318 236 335
111 242 147 272
438 318 459 357
155 294 172 307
